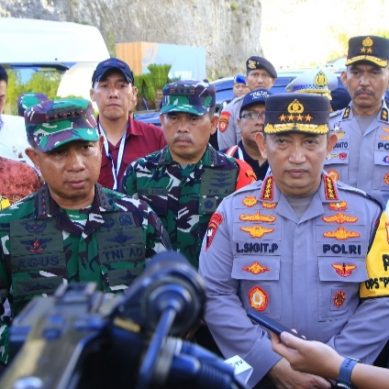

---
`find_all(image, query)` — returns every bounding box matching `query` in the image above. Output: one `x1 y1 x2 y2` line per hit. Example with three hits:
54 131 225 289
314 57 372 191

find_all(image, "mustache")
355 89 374 97
173 135 193 143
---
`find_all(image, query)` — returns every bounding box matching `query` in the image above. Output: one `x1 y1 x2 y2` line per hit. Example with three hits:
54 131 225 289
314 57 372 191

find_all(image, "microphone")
113 250 206 336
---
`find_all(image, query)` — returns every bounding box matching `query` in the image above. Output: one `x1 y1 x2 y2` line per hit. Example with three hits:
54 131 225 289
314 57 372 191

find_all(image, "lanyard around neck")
98 123 126 190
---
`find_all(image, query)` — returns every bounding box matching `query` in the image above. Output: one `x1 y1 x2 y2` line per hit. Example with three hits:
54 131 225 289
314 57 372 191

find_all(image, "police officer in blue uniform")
325 35 389 207
199 93 389 388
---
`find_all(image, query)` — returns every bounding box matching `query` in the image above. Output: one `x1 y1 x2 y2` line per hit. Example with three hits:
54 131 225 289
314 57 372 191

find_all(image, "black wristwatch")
334 356 359 389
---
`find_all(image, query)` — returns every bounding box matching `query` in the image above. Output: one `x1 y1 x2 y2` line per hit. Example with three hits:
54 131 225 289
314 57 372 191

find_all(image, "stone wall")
0 0 263 78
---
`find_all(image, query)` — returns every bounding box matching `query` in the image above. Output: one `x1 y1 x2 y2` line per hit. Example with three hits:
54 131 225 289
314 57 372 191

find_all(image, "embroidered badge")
240 225 274 238
248 286 269 311
23 220 47 234
243 261 270 275
24 238 49 254
239 211 276 223
332 263 357 277
261 202 277 209
322 213 358 224
328 201 348 211
361 36 373 53
323 175 339 199
260 176 274 201
206 212 223 249
242 195 258 207
333 290 346 308
384 173 389 185
335 130 346 140
323 227 360 240
379 135 389 141
218 111 231 133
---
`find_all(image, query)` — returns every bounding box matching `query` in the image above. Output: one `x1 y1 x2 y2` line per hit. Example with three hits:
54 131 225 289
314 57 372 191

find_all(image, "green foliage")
134 64 172 110
5 68 62 115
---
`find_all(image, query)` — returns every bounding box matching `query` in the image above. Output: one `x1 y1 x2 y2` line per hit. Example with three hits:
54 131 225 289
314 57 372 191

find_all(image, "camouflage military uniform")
122 144 253 267
0 183 170 364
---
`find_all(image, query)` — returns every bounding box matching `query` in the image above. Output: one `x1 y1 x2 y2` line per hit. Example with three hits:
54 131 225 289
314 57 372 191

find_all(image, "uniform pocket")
232 256 281 319
317 256 367 321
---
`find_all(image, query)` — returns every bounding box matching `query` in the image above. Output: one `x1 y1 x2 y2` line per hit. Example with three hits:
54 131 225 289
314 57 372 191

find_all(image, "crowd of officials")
0 34 389 388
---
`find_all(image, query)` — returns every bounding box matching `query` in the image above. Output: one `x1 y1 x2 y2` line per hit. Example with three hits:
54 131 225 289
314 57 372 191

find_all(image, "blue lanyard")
98 123 126 190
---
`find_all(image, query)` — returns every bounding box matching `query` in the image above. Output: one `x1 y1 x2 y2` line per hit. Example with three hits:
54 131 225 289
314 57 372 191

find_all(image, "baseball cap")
346 35 389 67
264 93 330 135
240 88 270 116
234 74 246 85
160 80 216 116
92 57 134 85
25 98 99 152
246 56 277 79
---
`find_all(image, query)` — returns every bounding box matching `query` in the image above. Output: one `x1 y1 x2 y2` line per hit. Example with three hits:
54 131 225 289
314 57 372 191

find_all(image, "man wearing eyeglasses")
217 56 277 150
224 88 270 180
90 58 167 190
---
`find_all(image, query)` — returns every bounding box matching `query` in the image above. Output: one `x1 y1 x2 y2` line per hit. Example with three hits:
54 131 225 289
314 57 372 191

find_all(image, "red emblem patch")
29 239 44 254
206 212 223 249
218 111 231 133
332 263 357 277
248 286 269 311
333 290 346 308
384 173 389 185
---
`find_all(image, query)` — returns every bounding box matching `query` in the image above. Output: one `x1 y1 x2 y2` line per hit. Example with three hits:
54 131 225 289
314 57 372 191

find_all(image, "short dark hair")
0 65 8 83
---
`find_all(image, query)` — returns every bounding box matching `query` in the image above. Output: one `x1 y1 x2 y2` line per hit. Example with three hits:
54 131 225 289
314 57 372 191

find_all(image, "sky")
260 0 389 70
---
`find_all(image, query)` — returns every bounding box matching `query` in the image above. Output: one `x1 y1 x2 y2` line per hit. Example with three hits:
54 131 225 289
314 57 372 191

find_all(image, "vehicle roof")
0 17 109 64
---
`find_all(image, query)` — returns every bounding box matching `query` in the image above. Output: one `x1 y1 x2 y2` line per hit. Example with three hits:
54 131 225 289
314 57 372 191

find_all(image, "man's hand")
268 356 332 389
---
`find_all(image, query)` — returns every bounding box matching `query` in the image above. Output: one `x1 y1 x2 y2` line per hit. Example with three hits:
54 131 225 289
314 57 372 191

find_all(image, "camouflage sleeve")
120 161 138 196
144 205 172 258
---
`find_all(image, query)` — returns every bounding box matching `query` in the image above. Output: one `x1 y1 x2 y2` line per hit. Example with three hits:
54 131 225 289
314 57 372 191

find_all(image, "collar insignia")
342 107 351 119
260 176 274 201
323 175 338 200
381 108 388 122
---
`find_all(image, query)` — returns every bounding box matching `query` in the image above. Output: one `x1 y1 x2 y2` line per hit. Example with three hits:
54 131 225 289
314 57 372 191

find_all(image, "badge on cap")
361 37 373 54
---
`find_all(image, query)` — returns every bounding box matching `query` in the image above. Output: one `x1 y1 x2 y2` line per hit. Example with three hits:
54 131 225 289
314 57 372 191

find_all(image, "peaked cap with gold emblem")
264 93 330 135
346 35 389 67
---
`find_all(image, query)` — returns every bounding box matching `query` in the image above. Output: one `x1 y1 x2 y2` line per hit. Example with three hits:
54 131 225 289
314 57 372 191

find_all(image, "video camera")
0 251 247 389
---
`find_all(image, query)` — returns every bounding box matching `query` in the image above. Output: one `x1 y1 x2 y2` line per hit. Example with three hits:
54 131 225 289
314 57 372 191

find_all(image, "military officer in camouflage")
121 80 256 268
200 93 389 388
325 35 389 207
217 56 277 150
0 98 170 366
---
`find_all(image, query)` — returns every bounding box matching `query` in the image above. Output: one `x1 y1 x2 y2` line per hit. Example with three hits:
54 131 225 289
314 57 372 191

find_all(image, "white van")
0 18 109 163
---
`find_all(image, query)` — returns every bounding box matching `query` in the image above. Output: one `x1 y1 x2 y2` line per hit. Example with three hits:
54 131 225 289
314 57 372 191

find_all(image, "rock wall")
0 0 263 78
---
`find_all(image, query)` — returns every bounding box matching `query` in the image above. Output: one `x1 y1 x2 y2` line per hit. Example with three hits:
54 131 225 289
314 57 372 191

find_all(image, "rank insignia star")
240 225 274 238
322 213 358 224
323 227 360 240
239 211 276 223
332 263 357 277
243 261 270 275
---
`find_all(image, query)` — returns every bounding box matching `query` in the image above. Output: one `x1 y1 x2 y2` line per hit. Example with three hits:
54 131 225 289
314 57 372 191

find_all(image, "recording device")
0 251 247 389
247 310 304 338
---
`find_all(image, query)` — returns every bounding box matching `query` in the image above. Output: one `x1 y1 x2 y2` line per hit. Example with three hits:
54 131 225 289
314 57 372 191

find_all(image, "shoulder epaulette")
336 181 383 210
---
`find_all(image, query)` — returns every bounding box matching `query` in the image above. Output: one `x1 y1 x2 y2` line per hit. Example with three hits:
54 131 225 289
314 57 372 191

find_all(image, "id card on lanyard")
98 123 126 190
